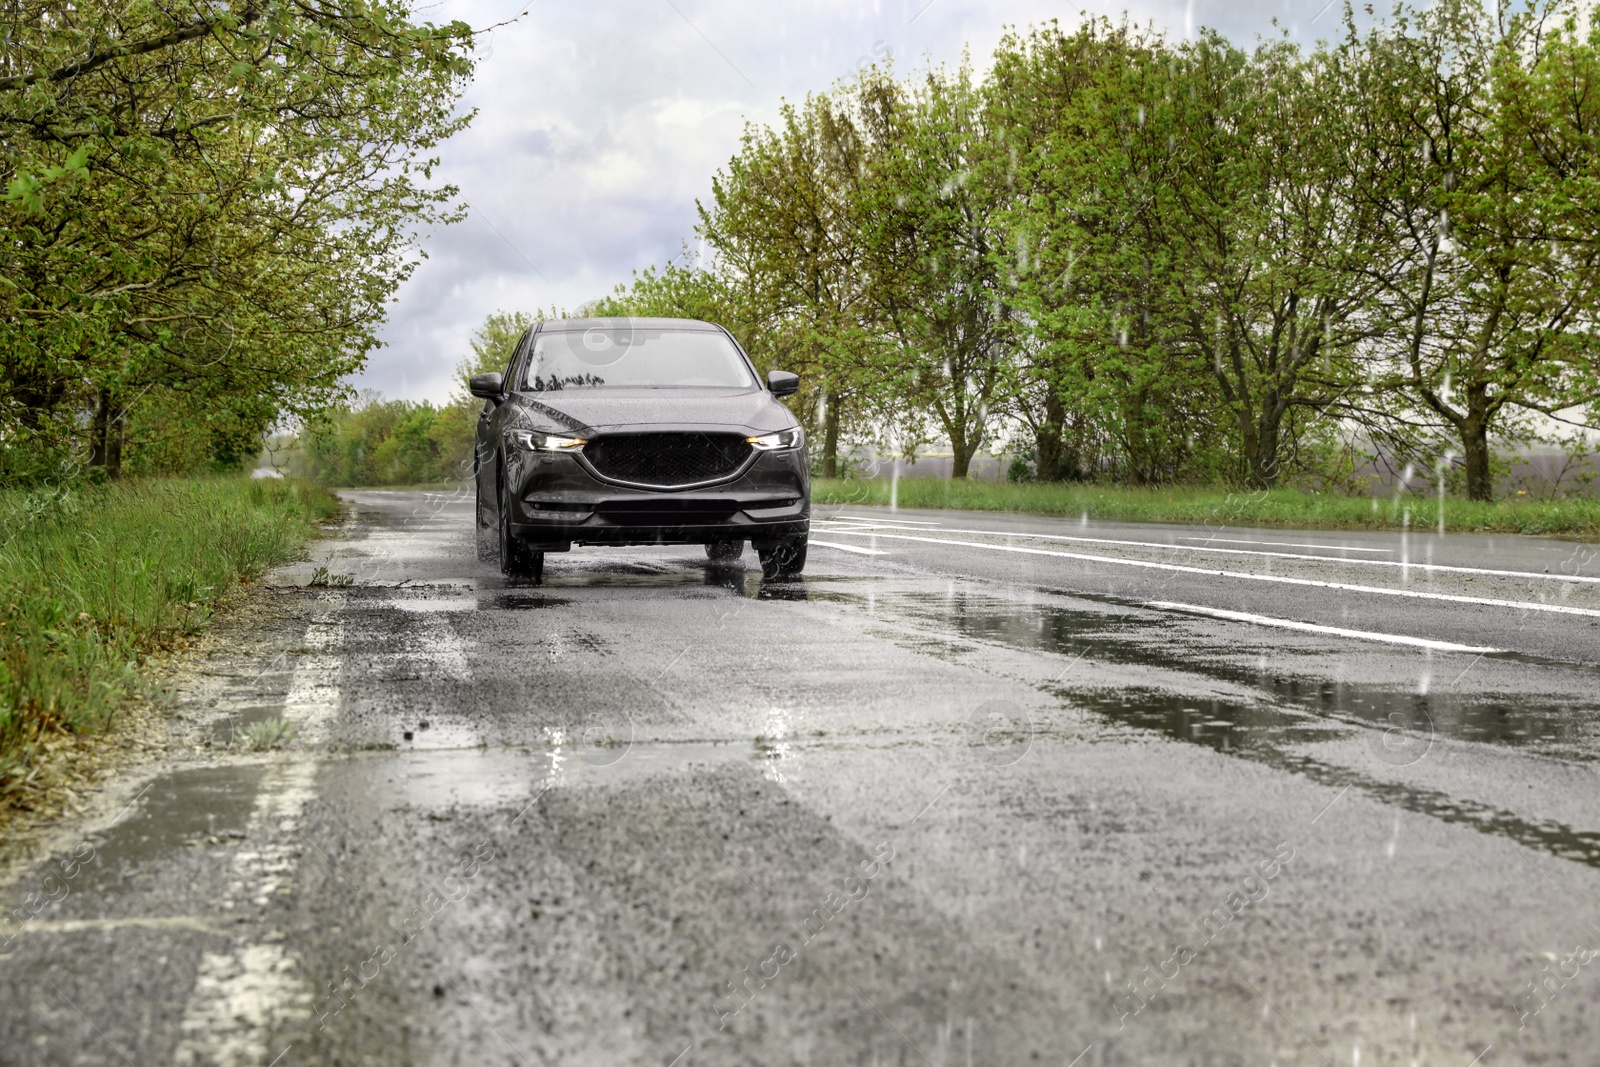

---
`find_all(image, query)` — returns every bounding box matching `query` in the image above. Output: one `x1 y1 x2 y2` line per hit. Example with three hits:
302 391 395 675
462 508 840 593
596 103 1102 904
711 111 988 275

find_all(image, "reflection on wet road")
859 585 1600 757
781 579 1600 868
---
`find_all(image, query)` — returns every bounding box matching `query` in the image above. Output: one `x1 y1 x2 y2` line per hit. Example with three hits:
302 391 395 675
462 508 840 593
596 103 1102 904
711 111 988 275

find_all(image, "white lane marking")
176 596 347 1067
176 766 319 1066
17 916 222 935
388 596 476 613
279 603 345 745
816 522 1600 585
810 540 890 556
1146 601 1504 653
365 594 476 747
1178 536 1391 553
356 595 471 699
819 531 1600 618
832 514 942 525
178 940 308 1067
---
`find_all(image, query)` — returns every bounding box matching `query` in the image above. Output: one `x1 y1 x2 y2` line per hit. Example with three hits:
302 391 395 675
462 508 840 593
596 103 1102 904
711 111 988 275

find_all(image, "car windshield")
522 328 754 391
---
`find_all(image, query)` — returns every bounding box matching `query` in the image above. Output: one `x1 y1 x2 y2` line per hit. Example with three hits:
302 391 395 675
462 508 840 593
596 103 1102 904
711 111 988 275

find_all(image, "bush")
289 398 476 487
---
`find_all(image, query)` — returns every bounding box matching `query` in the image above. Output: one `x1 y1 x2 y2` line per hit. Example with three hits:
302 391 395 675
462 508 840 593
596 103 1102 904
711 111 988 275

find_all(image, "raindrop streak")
1437 457 1448 536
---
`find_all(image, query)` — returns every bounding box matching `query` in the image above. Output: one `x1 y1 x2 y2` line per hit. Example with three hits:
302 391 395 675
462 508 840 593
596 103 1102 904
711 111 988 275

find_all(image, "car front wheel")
706 539 743 562
499 477 544 581
757 536 806 580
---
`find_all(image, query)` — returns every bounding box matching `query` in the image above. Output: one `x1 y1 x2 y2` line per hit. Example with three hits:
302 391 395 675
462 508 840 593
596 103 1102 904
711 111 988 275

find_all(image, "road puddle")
1048 680 1600 868
540 560 699 587
386 596 478 613
352 587 578 612
835 584 1600 869
15 739 760 914
480 592 574 610
533 558 833 600
868 587 1600 759
63 766 264 897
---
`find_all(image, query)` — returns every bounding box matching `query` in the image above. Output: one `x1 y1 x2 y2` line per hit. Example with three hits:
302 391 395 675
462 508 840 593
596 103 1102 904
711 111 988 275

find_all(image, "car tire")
757 536 806 580
499 477 544 581
475 472 497 561
705 539 743 561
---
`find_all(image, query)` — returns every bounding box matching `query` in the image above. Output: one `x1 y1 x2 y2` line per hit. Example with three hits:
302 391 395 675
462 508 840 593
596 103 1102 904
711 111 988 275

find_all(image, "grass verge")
0 477 340 804
813 477 1600 538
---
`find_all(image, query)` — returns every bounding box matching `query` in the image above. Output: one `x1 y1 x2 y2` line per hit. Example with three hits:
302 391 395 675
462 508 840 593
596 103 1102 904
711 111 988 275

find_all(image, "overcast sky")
364 0 1347 402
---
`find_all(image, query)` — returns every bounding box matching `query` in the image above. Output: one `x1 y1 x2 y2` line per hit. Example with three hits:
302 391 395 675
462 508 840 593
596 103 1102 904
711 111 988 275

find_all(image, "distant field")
0 477 340 803
812 478 1600 538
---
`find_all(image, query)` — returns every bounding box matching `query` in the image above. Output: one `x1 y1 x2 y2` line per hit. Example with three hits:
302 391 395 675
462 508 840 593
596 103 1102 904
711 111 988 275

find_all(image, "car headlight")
510 430 586 452
746 428 804 452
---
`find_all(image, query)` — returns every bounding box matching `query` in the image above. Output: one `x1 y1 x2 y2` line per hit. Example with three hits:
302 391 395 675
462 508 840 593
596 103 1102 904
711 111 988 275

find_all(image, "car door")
476 327 532 527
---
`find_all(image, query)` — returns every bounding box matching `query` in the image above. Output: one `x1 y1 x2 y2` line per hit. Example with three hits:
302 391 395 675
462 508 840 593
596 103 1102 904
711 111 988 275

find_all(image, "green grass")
244 717 298 751
813 477 1600 538
0 477 340 797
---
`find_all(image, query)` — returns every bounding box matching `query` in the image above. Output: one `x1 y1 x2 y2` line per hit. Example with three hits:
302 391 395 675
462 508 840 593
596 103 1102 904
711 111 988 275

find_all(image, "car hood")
509 389 794 436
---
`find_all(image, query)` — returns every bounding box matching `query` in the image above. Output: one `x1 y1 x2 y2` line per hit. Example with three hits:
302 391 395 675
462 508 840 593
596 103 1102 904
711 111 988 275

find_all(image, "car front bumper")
504 447 810 550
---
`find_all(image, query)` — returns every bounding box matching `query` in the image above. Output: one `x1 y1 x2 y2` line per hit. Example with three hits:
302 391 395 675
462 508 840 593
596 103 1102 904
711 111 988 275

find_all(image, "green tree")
989 21 1228 485
994 23 1391 488
854 62 1017 478
1150 33 1391 488
0 0 479 482
1353 0 1600 499
698 93 886 476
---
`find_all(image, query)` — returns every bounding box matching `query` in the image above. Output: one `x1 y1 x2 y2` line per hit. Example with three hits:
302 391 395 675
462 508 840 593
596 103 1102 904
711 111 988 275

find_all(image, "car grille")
583 433 752 487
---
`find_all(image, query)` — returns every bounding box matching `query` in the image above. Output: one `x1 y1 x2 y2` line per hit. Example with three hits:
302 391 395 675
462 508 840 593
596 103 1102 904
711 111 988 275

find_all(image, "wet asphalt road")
4 489 1600 1066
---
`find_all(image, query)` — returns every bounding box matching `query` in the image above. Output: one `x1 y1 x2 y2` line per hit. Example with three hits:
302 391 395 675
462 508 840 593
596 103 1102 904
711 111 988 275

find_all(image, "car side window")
506 328 535 392
483 329 533 415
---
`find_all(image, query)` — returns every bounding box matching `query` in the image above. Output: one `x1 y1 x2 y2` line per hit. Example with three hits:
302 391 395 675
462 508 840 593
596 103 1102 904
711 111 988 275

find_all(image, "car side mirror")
767 370 799 397
469 372 504 400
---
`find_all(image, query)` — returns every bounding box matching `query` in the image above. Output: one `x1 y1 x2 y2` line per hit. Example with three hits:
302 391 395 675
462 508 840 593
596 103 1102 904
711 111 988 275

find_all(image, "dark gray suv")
471 317 810 582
